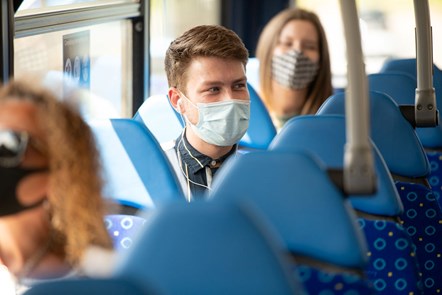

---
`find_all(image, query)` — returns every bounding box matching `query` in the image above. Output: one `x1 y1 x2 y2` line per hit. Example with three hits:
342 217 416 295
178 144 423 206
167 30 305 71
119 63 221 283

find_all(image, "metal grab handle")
414 0 438 127
339 0 377 195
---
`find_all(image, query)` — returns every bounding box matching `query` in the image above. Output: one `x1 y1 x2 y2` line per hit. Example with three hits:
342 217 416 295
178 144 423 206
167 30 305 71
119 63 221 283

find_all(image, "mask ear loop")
175 98 211 198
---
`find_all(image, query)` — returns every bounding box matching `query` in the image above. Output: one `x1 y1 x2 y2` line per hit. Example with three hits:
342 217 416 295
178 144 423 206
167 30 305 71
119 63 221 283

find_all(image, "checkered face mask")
272 49 319 89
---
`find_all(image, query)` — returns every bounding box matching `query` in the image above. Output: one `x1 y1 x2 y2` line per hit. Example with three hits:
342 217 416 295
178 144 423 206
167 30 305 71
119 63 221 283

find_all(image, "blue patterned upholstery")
209 150 374 294
105 214 146 251
359 219 423 294
114 202 306 295
367 71 442 211
318 90 442 293
427 152 442 202
295 265 375 295
269 115 423 293
395 182 442 293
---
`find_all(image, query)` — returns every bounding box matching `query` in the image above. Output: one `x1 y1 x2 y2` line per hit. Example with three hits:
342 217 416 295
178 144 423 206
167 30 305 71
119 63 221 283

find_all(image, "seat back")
240 83 276 150
23 278 149 295
270 115 403 217
268 115 423 293
209 150 375 293
316 91 442 293
317 90 430 178
133 94 183 144
380 58 442 148
210 150 367 269
114 201 305 295
89 118 185 209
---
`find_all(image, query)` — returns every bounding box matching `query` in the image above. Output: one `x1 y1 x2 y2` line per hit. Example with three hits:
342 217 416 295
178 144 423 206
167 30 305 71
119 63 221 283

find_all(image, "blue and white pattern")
104 214 146 251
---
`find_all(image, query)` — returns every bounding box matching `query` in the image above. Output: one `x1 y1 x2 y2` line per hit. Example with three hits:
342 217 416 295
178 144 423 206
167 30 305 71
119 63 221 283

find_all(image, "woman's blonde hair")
0 79 112 266
256 8 333 115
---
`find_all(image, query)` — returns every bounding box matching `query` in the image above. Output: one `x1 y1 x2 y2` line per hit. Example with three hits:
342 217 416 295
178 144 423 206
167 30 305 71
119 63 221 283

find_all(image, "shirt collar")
176 131 237 174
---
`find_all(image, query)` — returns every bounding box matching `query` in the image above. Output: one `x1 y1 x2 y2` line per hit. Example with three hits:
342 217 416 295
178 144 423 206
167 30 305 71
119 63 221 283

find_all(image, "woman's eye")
208 87 220 93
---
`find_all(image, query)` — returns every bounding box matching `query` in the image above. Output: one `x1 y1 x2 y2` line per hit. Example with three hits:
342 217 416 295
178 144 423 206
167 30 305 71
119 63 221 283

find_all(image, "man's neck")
185 127 234 159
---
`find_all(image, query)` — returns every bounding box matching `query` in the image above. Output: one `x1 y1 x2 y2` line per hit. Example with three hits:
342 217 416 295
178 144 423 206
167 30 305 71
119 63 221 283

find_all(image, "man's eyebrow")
198 76 247 88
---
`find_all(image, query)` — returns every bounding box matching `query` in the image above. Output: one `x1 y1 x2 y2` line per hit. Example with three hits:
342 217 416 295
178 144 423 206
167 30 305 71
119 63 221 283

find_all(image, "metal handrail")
414 0 438 127
340 0 377 195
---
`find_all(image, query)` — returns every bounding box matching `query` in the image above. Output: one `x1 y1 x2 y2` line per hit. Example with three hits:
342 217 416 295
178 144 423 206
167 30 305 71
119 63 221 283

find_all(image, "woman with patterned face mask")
256 8 333 131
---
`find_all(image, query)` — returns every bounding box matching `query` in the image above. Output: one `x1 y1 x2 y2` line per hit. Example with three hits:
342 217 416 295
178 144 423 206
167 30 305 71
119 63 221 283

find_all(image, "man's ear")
168 87 182 113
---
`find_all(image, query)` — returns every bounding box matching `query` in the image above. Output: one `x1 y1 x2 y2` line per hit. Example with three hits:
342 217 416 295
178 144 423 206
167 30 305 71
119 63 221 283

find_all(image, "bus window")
297 0 442 89
150 0 221 96
14 0 139 119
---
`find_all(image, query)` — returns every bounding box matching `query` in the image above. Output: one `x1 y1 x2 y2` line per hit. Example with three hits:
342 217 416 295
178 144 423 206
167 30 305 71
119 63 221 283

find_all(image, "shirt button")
210 160 217 166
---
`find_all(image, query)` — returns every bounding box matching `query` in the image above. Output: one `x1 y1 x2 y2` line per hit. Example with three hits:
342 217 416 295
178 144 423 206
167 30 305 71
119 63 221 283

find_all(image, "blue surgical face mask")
179 92 250 146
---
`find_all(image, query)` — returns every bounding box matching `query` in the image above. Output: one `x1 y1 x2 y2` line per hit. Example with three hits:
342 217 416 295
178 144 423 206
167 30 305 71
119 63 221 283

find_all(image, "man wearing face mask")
256 8 333 132
163 25 250 201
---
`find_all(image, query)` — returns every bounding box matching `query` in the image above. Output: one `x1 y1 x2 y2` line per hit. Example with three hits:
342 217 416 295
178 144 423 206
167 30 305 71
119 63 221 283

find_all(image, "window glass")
150 0 221 96
297 0 442 88
17 0 136 14
14 20 133 119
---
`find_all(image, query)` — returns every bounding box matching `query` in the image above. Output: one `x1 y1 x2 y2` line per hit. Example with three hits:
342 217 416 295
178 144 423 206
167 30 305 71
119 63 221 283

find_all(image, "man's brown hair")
165 25 249 90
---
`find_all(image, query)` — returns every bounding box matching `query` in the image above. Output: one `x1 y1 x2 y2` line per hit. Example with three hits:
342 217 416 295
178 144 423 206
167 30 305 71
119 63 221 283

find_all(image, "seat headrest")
240 83 277 150
133 94 184 144
210 150 368 269
89 119 184 209
368 72 417 105
379 58 442 148
114 202 304 295
317 90 430 178
269 115 403 217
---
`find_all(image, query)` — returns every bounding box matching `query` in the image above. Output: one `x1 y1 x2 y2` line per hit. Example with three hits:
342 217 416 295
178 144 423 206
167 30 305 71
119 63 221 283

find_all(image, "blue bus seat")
104 214 146 252
23 278 148 295
270 115 403 217
317 91 442 293
367 71 442 212
89 118 185 210
114 201 305 295
380 58 442 149
133 94 184 144
209 150 375 294
269 115 423 294
318 90 430 178
133 84 276 151
240 83 277 150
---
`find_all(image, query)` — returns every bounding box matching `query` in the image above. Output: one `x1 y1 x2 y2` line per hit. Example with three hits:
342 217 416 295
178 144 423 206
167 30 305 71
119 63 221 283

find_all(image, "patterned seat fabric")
359 218 423 294
427 152 442 207
395 181 442 293
105 214 146 251
296 265 375 295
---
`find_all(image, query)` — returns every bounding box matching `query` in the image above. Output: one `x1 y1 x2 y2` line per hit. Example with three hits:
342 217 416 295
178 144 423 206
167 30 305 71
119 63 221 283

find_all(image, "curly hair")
165 25 249 91
0 79 112 266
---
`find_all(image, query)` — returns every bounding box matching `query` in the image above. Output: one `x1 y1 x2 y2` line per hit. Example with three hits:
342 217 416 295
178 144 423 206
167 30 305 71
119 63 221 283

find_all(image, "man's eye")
208 87 220 93
233 83 247 90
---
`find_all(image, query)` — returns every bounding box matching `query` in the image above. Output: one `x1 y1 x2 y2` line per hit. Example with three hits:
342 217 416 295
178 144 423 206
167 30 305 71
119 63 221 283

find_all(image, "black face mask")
0 165 46 217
